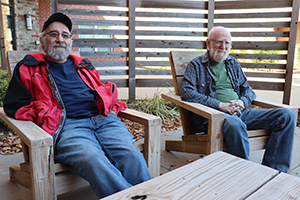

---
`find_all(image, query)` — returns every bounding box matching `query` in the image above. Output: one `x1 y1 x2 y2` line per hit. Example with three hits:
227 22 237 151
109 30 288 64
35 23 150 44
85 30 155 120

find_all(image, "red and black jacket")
4 53 127 136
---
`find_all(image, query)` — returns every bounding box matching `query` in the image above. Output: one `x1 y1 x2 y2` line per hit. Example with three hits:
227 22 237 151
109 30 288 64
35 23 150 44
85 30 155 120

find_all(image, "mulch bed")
120 116 181 140
0 132 22 155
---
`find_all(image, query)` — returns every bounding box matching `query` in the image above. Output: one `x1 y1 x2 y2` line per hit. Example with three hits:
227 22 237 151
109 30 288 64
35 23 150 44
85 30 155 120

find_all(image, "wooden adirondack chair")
161 51 298 155
1 50 162 200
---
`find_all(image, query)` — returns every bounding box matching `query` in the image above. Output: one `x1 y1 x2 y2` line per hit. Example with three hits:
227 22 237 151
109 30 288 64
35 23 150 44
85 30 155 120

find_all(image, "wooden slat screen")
214 0 299 104
56 0 299 104
57 0 209 101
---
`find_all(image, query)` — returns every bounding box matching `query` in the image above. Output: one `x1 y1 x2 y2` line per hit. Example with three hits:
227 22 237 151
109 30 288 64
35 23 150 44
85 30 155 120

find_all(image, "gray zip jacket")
180 51 256 110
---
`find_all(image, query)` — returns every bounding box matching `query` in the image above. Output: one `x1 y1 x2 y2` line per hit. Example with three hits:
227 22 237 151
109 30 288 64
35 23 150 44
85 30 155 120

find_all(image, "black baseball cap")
42 12 72 32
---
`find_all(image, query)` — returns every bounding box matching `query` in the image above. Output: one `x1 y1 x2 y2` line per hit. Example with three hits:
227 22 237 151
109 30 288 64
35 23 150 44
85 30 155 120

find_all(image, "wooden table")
102 151 300 200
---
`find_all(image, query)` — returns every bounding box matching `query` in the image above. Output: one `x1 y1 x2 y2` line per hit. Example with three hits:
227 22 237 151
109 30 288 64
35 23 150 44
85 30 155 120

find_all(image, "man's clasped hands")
219 99 245 116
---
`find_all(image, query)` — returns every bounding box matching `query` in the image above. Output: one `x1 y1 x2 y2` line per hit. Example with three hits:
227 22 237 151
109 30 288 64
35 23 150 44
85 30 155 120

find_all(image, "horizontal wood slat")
72 39 127 48
72 20 207 29
136 31 206 37
72 19 127 26
100 78 174 88
58 8 128 17
80 51 128 58
240 63 286 70
136 61 170 66
231 41 289 50
248 81 284 91
215 0 292 9
135 40 205 49
73 39 206 49
215 12 292 19
139 0 207 9
244 72 285 79
92 60 128 67
72 29 128 36
81 52 171 59
58 0 127 7
98 69 172 76
136 21 207 28
136 52 170 57
230 31 289 38
214 22 290 28
92 61 170 67
230 53 287 60
135 12 206 19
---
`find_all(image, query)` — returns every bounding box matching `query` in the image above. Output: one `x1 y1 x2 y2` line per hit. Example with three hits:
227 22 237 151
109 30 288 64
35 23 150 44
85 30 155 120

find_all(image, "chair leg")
30 146 56 200
144 122 161 178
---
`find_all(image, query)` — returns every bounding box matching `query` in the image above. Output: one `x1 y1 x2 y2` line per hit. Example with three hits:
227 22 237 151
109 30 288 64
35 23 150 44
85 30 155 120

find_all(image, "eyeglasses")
46 31 72 39
210 39 231 47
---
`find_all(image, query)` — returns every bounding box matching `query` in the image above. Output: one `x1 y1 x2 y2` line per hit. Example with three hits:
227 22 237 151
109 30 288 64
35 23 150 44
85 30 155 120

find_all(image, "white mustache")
53 43 66 48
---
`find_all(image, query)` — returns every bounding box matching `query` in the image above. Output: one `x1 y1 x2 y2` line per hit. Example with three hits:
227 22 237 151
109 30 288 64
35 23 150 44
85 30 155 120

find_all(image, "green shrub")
126 92 179 122
0 70 9 107
0 70 9 130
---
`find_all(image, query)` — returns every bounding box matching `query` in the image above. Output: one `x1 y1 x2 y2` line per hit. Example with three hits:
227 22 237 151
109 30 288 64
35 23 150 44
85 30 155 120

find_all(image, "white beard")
42 38 72 62
209 44 230 63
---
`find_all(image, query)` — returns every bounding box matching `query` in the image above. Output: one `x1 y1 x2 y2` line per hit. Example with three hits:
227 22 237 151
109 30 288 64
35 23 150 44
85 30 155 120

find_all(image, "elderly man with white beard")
180 26 295 173
3 12 151 198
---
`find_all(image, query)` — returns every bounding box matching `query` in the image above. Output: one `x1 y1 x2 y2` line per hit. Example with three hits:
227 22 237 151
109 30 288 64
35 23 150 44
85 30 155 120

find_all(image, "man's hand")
219 100 245 116
219 102 234 114
229 99 244 108
229 100 244 115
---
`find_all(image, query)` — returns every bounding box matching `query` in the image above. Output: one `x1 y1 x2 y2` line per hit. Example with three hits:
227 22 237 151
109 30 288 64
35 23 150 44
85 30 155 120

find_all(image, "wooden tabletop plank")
247 172 300 199
103 151 279 200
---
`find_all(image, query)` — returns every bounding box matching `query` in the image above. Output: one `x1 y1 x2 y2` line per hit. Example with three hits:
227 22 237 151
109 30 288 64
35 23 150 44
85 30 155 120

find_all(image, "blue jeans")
54 113 151 198
223 108 295 173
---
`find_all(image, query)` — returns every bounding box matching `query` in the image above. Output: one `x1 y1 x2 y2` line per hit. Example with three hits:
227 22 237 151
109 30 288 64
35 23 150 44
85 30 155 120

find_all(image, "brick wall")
14 0 40 51
13 0 52 51
38 0 51 32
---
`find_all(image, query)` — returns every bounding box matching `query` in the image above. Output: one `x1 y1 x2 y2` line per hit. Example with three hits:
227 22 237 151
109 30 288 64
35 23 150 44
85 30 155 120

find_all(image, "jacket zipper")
46 66 66 135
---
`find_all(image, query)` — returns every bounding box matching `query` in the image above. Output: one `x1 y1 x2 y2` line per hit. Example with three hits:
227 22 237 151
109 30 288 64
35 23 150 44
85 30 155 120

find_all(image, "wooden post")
283 0 300 105
0 3 7 70
207 0 215 34
51 0 58 14
128 0 136 102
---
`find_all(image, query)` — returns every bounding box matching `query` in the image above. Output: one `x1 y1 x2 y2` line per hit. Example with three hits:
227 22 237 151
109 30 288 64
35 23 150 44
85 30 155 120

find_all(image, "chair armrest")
162 93 225 152
252 99 298 120
119 108 161 128
161 93 224 120
119 108 161 178
253 99 297 109
0 107 53 149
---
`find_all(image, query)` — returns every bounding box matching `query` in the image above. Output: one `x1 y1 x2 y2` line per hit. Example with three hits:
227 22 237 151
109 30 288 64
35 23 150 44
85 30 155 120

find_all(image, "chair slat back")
170 51 206 95
7 51 38 79
169 51 206 135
